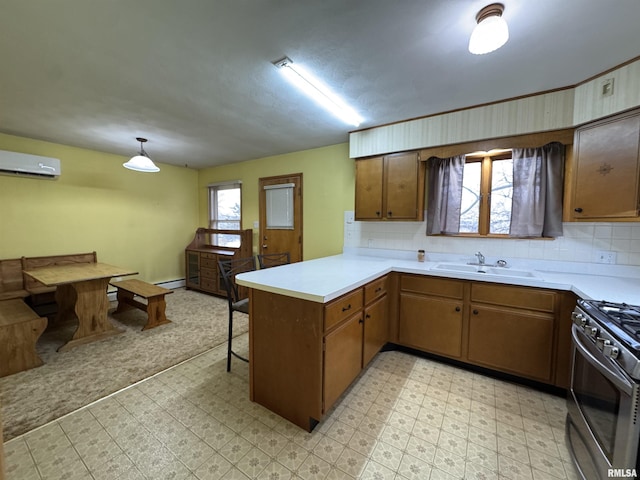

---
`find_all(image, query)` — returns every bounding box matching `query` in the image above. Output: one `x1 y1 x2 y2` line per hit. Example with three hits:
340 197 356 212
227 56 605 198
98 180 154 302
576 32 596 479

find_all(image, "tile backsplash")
343 211 640 266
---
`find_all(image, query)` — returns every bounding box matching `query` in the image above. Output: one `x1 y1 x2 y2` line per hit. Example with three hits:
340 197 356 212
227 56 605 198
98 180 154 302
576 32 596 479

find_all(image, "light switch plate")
601 78 614 97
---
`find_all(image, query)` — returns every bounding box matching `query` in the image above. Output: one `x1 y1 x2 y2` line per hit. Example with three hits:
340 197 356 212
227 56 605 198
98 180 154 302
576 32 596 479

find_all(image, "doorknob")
262 245 268 248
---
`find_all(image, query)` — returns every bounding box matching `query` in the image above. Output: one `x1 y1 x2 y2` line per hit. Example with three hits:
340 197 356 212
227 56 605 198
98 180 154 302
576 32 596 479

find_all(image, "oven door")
567 323 640 479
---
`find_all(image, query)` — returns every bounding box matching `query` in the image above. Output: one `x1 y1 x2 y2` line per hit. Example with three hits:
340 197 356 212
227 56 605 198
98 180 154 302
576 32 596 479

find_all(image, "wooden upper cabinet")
571 108 640 219
355 151 425 221
355 156 384 219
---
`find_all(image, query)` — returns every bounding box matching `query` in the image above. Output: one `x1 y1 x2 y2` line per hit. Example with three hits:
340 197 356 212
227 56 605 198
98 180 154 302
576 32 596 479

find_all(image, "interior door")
259 173 303 263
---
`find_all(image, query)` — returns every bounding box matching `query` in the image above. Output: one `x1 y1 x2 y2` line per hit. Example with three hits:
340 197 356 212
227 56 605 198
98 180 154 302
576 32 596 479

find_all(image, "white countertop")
236 251 640 305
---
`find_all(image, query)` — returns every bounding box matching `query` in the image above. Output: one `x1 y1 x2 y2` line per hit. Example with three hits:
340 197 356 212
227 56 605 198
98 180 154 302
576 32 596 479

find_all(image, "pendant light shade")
468 3 509 55
123 137 160 172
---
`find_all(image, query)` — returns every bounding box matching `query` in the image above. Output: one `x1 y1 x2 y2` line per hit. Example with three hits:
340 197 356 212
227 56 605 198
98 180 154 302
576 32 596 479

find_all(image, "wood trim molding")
419 128 574 160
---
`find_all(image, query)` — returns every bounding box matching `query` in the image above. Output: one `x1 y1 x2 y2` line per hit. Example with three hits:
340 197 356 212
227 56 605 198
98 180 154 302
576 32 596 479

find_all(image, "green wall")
0 133 199 283
198 143 354 260
0 134 354 284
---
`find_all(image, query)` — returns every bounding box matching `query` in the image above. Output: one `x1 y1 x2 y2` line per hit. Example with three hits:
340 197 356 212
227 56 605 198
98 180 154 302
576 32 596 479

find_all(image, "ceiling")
1 1 639 170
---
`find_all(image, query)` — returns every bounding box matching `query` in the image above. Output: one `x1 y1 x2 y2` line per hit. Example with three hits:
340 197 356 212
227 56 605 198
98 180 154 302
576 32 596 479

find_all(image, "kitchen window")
208 181 242 246
460 151 513 235
427 142 564 238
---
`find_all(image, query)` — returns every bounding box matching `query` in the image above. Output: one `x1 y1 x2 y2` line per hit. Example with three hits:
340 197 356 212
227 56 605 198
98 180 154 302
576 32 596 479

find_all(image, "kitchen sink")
431 263 538 278
431 263 480 273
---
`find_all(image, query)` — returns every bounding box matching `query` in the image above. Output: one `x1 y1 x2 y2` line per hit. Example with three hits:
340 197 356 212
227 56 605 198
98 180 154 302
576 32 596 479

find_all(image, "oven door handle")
572 324 634 395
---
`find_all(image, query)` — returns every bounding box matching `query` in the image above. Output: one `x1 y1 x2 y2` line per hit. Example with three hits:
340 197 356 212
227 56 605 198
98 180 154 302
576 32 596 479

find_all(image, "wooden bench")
110 279 173 331
22 252 97 306
0 258 29 301
0 299 47 377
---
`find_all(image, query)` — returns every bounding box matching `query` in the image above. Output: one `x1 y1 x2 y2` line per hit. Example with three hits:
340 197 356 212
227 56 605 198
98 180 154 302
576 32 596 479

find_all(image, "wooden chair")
257 252 290 269
217 256 256 372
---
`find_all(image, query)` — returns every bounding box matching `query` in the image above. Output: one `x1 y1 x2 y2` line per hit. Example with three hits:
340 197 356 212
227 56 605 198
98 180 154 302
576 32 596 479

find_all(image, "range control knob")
572 312 587 327
585 326 598 338
603 343 620 359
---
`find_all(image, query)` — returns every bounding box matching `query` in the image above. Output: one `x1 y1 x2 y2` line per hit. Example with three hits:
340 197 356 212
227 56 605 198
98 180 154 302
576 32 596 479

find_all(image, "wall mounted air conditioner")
0 150 61 179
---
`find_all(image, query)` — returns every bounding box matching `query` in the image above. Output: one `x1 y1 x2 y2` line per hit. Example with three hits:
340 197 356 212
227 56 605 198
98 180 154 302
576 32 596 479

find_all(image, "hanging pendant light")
468 3 509 55
123 137 160 172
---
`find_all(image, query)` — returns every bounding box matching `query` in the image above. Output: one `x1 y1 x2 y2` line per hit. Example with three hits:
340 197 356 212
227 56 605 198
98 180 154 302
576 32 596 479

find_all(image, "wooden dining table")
23 262 138 352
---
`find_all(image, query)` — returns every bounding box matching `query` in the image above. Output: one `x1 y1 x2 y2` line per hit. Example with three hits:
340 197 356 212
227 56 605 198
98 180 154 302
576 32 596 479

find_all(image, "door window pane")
265 183 294 229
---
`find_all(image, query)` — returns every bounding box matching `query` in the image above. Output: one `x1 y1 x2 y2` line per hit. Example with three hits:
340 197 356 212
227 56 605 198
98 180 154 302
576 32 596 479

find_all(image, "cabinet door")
355 157 384 220
363 294 388 367
467 305 554 382
185 251 200 288
572 111 640 218
324 313 363 412
384 151 422 219
399 293 463 358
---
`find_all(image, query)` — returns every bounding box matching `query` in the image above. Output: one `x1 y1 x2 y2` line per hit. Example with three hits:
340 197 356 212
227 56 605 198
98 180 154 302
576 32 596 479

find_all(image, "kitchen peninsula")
236 252 640 431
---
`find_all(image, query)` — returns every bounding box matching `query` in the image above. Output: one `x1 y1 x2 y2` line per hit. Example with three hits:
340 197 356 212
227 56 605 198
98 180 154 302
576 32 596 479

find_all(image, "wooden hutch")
185 228 253 297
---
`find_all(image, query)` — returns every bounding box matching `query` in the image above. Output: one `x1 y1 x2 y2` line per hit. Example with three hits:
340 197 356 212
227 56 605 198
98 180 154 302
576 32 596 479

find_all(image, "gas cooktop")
578 299 640 354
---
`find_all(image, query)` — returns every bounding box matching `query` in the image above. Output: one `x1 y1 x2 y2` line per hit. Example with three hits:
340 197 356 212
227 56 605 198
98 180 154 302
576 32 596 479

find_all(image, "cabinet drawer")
201 278 217 290
201 258 218 269
200 267 216 279
400 275 464 299
471 284 555 312
201 252 217 260
325 289 363 332
364 276 387 305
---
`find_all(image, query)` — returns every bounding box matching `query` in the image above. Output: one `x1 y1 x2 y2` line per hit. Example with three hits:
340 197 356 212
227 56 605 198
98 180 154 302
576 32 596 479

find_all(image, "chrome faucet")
475 251 485 265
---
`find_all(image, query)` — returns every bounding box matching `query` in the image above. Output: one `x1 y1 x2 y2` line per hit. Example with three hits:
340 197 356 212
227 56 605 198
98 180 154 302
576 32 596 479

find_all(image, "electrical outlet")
596 250 617 264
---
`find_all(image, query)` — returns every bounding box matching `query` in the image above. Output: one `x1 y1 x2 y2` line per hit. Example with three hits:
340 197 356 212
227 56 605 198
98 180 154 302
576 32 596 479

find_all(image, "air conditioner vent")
0 150 61 179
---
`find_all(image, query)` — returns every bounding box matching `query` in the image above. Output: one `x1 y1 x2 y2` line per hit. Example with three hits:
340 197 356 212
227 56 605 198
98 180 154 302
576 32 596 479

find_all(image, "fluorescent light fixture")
468 3 509 55
273 57 363 127
123 137 160 172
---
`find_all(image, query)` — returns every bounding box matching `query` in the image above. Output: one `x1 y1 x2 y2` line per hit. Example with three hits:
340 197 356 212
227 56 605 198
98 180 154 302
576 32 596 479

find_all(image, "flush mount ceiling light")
123 137 160 172
468 3 509 55
273 56 363 127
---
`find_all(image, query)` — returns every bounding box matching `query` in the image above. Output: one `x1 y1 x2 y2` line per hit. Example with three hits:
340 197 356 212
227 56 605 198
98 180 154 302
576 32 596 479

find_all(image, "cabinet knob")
359 318 364 324
365 313 371 319
455 306 461 312
388 211 393 216
376 211 381 216
342 304 352 312
574 208 583 213
473 309 479 315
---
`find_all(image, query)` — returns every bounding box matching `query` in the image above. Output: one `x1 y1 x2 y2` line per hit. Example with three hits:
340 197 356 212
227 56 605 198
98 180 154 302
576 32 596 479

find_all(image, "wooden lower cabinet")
363 294 388 366
467 304 554 382
397 274 575 387
324 312 364 410
250 276 389 431
399 293 463 358
185 250 230 296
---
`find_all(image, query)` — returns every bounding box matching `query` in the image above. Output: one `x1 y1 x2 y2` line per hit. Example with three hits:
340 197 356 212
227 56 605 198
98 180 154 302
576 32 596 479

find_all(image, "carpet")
0 288 247 441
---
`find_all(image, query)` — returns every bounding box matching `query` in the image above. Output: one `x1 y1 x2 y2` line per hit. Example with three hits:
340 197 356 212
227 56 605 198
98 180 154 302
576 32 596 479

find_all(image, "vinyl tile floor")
4 333 580 480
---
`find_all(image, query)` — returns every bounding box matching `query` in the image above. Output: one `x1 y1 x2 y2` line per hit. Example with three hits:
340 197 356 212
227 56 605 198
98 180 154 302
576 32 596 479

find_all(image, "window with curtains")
427 142 565 238
208 182 242 246
459 151 513 235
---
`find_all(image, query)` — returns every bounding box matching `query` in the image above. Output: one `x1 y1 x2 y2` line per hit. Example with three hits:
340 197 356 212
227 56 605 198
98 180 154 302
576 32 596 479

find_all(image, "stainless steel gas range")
567 299 640 480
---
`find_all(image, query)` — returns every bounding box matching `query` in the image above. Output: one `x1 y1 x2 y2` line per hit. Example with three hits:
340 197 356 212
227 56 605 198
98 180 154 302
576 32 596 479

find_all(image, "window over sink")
427 142 565 238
